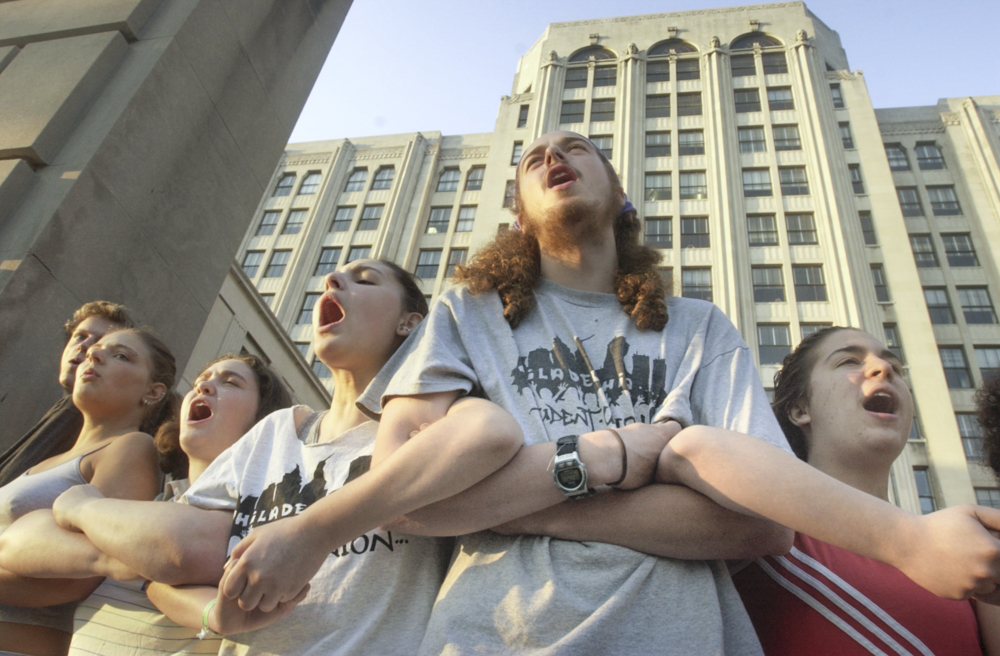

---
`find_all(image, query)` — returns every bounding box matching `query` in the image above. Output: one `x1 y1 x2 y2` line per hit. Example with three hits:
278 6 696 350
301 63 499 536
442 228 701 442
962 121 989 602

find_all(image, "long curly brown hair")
976 373 1000 480
455 147 669 330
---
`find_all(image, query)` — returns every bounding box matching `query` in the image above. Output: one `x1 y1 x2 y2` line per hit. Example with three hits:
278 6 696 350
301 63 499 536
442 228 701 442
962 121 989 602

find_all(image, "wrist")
875 507 921 568
578 430 621 487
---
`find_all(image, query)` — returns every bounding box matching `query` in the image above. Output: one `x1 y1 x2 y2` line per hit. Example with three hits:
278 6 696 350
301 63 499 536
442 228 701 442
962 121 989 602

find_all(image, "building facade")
230 2 1000 515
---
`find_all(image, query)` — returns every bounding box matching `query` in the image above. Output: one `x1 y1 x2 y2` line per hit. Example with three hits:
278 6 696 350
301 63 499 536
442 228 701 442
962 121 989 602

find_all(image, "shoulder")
293 405 317 432
105 431 157 458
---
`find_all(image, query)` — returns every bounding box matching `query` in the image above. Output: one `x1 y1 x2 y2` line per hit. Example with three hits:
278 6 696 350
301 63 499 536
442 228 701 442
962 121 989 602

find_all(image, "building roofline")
548 1 808 28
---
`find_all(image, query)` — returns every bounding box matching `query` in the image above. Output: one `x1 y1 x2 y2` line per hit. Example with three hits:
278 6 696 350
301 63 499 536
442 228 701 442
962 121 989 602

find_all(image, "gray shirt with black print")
367 279 792 655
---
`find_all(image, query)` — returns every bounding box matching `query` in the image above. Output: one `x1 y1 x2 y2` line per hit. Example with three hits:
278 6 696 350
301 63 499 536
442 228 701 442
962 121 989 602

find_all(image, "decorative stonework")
283 154 332 166
440 147 490 160
941 113 963 127
550 2 804 27
878 122 946 136
354 147 404 161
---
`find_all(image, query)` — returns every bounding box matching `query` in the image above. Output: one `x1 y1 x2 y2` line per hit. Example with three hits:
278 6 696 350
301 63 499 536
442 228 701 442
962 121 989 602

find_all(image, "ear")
143 382 167 407
396 312 423 337
787 400 811 430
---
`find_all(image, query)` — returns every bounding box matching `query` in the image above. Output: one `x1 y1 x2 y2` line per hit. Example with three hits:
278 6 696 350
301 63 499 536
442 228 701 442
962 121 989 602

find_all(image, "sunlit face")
179 359 260 464
60 315 118 391
73 330 159 415
311 260 419 373
515 131 622 240
794 330 913 464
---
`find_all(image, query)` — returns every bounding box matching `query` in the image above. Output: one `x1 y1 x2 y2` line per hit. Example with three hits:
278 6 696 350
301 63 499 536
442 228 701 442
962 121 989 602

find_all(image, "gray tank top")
0 443 108 632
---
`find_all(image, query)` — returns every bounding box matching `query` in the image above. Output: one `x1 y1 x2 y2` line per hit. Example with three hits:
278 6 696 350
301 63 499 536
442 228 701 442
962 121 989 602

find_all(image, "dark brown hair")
976 373 1000 480
455 144 668 330
771 326 851 460
379 259 429 316
156 354 293 479
123 327 178 437
64 301 135 339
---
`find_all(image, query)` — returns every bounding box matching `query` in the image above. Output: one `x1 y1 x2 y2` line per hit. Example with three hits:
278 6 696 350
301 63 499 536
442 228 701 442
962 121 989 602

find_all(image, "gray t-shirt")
374 280 791 655
182 408 452 656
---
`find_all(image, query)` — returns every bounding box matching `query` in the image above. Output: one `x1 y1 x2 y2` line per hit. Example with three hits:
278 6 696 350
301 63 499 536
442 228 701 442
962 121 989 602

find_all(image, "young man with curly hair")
365 131 795 654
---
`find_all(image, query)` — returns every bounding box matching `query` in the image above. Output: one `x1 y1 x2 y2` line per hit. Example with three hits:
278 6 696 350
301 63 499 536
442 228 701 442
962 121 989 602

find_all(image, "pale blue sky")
289 0 999 143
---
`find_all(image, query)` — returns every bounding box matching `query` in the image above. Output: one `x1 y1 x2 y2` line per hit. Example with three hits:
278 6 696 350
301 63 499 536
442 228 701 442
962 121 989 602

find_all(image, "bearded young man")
364 131 796 654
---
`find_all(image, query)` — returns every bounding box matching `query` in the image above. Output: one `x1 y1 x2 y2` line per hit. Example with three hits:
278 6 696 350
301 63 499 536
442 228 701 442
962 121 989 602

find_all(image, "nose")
866 354 894 381
197 377 216 396
544 144 567 167
325 271 346 291
87 346 106 364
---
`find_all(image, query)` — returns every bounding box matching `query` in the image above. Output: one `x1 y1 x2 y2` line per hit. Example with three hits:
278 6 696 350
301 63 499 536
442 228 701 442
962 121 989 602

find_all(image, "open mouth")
188 399 213 422
318 295 345 328
547 165 578 189
863 391 898 416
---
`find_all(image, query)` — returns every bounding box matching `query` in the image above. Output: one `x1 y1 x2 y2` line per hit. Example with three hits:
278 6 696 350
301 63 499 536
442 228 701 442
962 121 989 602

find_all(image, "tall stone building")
232 2 1000 515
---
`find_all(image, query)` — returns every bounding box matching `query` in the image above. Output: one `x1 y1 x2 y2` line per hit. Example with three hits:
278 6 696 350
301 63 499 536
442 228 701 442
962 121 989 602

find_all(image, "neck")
538 224 617 293
320 366 378 441
807 450 893 501
76 411 144 447
187 458 210 485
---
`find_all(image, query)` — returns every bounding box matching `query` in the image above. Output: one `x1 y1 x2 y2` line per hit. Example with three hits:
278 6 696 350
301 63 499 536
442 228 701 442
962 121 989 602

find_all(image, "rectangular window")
645 217 672 248
742 168 772 197
731 54 756 77
894 189 925 221
564 67 588 89
680 171 707 200
779 167 809 195
916 142 945 170
297 293 322 325
676 59 700 80
298 172 322 195
241 251 264 278
909 234 938 267
264 250 291 278
758 324 792 365
977 489 1000 509
358 205 383 231
793 265 827 302
678 130 704 155
941 233 979 267
437 168 460 192
456 206 476 233
590 135 613 160
871 265 890 302
591 99 615 122
511 142 523 166
646 60 670 83
848 164 865 194
517 104 529 128
677 93 702 116
446 248 468 277
958 287 998 324
927 185 961 216
344 169 367 192
830 83 844 108
426 207 450 234
762 52 788 75
681 268 712 301
940 347 972 388
257 211 280 236
294 342 309 357
734 89 761 113
644 172 672 201
371 167 394 190
560 100 585 124
314 247 342 276
801 323 832 339
645 131 671 157
884 323 904 362
958 414 984 462
346 246 370 262
839 122 854 149
503 180 515 208
281 209 307 235
752 266 785 303
738 127 767 153
646 94 670 119
680 216 710 248
772 124 801 151
415 249 442 279
273 173 295 197
859 211 877 245
886 145 910 171
913 469 936 514
766 87 794 111
924 287 954 323
330 206 354 232
312 358 332 379
593 66 617 87
465 166 485 191
976 347 1000 382
786 213 817 245
748 214 778 246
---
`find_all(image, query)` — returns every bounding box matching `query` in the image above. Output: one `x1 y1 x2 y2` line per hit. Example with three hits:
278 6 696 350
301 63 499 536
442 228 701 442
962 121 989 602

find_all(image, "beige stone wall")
0 0 352 448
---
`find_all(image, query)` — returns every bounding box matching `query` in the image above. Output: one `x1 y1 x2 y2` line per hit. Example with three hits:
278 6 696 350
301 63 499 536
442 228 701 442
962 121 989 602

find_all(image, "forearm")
0 565 101 607
146 582 215 630
494 484 792 559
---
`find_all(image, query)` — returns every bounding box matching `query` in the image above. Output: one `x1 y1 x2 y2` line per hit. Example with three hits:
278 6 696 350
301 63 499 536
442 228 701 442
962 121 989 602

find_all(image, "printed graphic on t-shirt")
510 335 667 429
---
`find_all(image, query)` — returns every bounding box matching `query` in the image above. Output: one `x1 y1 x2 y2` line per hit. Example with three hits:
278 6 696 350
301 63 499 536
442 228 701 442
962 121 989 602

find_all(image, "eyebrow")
102 343 140 358
826 344 903 368
346 264 385 279
211 369 248 383
519 136 594 169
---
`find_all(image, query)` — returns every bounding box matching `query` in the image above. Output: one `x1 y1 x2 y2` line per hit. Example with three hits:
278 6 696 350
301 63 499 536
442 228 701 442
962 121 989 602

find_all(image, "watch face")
556 467 583 489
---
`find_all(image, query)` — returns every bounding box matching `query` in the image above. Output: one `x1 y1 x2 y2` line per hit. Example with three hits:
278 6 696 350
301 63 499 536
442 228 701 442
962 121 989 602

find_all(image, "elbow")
477 410 523 465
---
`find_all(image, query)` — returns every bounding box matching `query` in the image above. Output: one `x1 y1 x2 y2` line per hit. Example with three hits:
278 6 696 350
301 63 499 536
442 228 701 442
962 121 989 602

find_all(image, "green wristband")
197 598 219 639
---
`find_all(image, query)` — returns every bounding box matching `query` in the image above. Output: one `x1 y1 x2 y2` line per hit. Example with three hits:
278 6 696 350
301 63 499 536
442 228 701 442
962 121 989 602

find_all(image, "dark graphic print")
510 335 667 429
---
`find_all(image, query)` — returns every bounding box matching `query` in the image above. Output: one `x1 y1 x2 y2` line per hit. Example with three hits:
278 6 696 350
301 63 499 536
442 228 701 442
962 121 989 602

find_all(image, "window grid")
437 168 461 192
927 186 961 216
681 268 712 301
591 99 615 122
264 250 291 278
517 105 529 128
977 489 1000 509
564 67 588 89
593 66 617 87
330 206 354 232
909 234 938 268
773 124 801 151
735 89 761 113
752 266 785 303
511 142 523 166
645 217 672 248
647 60 670 83
677 93 701 116
761 52 788 75
297 292 322 325
779 167 809 195
957 414 983 462
371 167 394 190
358 205 383 231
678 130 704 155
645 172 672 201
445 249 468 277
884 323 904 362
281 209 306 235
786 214 818 245
676 59 700 80
738 127 766 153
645 131 671 157
298 172 321 195
915 142 945 170
314 247 342 277
830 83 844 108
924 287 954 323
940 347 972 389
415 249 442 279
941 233 978 267
426 207 450 234
896 187 923 217
241 251 264 278
801 323 832 339
256 211 280 236
312 358 332 379
975 346 1000 382
273 173 295 197
793 265 827 302
465 166 485 191
839 122 854 149
742 168 772 197
456 206 476 233
590 135 613 160
957 287 998 324
766 87 794 111
346 246 370 263
886 145 910 171
747 214 778 246
503 180 515 208
646 94 670 119
560 100 585 124
731 54 756 77
871 265 890 302
344 169 367 192
679 171 707 200
913 469 936 514
859 211 877 245
758 324 792 365
680 217 710 248
848 164 864 194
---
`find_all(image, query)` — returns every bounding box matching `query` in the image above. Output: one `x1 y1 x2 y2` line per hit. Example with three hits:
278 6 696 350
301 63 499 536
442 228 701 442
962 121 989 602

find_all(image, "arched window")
298 171 322 195
647 39 697 56
568 46 616 63
647 39 699 83
564 47 617 90
730 33 783 50
344 168 367 192
372 166 395 190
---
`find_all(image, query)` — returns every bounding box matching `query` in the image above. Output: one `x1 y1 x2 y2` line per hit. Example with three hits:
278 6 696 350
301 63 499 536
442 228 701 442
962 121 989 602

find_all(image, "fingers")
974 505 1000 533
220 557 248 601
238 578 265 612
